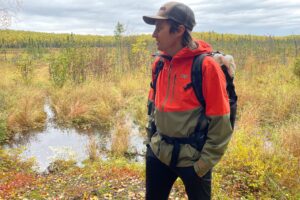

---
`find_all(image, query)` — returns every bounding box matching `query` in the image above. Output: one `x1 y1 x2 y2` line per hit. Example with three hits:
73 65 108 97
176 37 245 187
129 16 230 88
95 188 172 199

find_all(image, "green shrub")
0 119 7 144
49 54 68 88
294 57 300 79
47 159 77 174
49 47 90 87
17 54 34 84
0 148 35 172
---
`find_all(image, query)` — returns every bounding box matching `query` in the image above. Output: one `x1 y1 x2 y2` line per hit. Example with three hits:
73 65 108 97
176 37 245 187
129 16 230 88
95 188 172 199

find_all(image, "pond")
3 99 146 172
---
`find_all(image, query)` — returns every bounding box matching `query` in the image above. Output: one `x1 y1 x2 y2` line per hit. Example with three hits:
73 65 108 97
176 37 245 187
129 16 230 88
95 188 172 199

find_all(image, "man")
143 2 233 200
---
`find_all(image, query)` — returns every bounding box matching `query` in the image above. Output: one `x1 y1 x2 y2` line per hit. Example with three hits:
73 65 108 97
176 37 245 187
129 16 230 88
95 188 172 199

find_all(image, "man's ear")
177 25 186 36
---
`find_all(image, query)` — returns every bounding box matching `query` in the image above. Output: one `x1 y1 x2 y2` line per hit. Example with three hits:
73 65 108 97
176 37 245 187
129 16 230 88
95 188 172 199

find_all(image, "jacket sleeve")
193 56 233 177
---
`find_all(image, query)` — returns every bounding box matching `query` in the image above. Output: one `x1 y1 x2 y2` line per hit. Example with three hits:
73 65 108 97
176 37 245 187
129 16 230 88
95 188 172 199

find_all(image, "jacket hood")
158 40 213 59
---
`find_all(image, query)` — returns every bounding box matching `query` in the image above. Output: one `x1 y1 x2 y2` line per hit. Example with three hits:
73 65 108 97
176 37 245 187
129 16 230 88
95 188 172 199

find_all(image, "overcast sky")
5 0 300 36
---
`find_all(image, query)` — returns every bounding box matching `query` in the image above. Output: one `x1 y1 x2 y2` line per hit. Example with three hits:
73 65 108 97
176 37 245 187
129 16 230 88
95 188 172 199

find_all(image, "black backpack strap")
151 59 164 90
191 54 208 109
150 55 171 94
147 59 164 116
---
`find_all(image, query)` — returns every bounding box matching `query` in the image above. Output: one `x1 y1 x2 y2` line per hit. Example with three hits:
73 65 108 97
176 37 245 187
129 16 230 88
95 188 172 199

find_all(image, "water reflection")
4 99 146 172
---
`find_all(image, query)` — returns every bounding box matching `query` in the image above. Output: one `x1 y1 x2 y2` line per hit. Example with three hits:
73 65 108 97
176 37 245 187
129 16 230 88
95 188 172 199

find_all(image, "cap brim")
143 15 168 25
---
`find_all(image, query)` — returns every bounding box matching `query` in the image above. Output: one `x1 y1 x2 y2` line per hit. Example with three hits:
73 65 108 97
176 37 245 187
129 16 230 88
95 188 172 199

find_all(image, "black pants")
146 147 211 200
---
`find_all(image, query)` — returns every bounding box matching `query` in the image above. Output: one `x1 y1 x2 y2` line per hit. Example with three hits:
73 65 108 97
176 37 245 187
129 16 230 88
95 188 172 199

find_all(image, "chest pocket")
169 73 193 104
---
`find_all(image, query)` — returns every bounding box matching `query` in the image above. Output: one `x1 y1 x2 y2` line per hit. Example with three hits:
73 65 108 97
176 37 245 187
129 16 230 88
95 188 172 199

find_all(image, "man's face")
152 20 181 54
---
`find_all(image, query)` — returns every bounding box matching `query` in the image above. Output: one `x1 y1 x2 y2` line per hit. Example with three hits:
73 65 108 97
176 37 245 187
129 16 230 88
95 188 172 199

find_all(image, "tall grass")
0 62 47 139
7 92 46 133
111 115 130 157
213 58 300 198
49 79 123 130
0 32 299 198
86 133 99 161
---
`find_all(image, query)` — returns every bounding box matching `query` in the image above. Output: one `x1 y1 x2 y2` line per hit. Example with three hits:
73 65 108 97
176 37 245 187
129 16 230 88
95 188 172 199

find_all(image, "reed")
7 91 46 134
111 115 130 157
86 134 99 162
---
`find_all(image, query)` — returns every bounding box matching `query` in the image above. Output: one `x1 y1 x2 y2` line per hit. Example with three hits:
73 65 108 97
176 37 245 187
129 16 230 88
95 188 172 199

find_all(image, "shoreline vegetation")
0 30 299 199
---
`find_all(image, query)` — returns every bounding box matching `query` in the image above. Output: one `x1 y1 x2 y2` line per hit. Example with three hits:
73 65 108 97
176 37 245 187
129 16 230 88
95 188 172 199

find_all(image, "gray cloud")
191 0 300 35
8 0 300 36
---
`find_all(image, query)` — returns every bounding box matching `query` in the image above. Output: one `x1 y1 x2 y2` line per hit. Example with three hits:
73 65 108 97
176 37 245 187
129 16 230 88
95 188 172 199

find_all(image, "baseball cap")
143 2 196 31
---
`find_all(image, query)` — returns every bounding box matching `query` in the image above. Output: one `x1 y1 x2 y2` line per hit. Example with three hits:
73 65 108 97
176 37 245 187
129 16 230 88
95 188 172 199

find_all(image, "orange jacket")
149 40 229 118
147 40 233 177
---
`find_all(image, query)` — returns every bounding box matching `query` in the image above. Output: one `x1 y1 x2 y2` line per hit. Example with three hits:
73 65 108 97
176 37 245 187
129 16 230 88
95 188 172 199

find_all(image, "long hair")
167 19 197 49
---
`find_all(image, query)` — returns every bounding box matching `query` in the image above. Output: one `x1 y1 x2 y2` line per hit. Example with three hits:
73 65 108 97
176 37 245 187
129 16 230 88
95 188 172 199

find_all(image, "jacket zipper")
169 74 176 104
161 63 172 111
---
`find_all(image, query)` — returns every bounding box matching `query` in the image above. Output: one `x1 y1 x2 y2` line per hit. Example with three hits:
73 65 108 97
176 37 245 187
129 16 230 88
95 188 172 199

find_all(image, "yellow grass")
1 42 300 198
7 93 46 133
279 115 300 158
86 133 99 161
49 79 123 129
111 115 130 156
214 59 300 198
1 62 47 135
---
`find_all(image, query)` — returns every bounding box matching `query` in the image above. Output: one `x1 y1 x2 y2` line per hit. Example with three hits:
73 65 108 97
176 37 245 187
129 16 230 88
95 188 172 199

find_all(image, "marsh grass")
279 115 300 158
0 63 47 135
111 115 130 156
236 61 300 125
86 133 99 161
0 62 48 138
214 57 300 198
49 79 123 130
1 34 300 198
7 92 46 133
118 70 149 127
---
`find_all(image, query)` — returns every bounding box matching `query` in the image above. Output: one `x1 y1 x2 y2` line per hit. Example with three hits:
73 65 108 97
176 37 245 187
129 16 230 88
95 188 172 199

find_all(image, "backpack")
152 51 238 129
147 52 237 167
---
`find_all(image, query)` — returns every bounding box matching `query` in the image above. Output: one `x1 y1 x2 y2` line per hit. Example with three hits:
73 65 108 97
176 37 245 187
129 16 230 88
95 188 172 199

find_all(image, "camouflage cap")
143 2 196 31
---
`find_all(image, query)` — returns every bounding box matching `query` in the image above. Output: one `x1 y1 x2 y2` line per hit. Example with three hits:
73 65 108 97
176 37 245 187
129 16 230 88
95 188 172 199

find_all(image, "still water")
4 100 146 172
